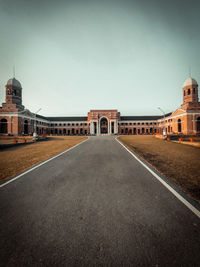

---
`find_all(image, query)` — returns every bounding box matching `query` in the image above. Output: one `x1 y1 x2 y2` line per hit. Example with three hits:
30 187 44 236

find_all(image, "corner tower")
5 78 24 110
182 77 198 104
181 77 200 111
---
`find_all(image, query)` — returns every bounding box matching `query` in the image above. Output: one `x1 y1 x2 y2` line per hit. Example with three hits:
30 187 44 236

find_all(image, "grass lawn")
118 135 200 203
0 136 87 182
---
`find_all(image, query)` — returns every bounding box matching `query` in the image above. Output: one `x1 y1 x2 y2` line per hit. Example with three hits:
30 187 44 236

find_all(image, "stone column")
98 120 100 134
193 114 196 134
109 121 112 134
114 120 118 134
90 121 94 134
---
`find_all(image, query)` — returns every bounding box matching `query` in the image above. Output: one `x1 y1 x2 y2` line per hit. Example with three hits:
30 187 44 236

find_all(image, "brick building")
0 77 200 136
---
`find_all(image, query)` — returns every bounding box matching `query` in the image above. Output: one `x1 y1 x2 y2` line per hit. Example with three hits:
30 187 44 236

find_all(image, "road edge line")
115 137 200 218
0 137 89 188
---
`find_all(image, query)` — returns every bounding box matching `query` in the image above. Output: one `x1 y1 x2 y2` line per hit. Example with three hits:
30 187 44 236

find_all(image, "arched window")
178 119 181 132
184 90 185 96
193 88 195 94
188 89 191 95
197 117 200 132
0 119 8 133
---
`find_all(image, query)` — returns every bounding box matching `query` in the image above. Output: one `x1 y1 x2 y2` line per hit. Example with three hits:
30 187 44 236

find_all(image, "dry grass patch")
0 136 87 182
118 135 200 202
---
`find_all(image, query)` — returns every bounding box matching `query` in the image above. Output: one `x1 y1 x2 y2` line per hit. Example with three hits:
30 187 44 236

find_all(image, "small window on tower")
188 89 191 95
184 91 185 96
193 88 195 94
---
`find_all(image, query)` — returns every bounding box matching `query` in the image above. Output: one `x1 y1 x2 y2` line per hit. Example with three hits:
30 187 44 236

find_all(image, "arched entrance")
24 120 28 135
197 117 200 132
0 119 8 133
178 119 181 132
100 117 108 134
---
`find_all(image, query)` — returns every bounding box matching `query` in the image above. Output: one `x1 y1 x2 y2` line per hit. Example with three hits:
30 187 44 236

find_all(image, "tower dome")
6 78 22 88
182 77 198 88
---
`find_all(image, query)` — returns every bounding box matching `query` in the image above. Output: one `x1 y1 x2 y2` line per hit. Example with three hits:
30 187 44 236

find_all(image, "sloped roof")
120 116 162 121
46 116 88 122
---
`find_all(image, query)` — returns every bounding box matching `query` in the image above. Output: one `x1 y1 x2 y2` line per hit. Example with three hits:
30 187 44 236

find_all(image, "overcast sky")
0 0 200 116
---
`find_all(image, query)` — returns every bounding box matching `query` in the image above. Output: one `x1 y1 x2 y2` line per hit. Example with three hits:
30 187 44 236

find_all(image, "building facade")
0 77 200 136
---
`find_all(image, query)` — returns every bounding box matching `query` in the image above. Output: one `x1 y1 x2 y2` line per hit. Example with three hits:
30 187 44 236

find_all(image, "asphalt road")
0 136 200 267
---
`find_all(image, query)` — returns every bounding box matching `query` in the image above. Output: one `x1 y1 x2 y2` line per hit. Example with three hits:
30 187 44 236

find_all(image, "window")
146 123 148 125
184 90 185 96
188 89 191 95
72 123 74 126
68 123 70 126
138 123 140 125
142 123 144 125
76 123 79 126
193 88 195 94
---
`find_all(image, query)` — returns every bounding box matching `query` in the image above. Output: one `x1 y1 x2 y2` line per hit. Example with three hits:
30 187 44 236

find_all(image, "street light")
33 108 42 138
157 107 166 136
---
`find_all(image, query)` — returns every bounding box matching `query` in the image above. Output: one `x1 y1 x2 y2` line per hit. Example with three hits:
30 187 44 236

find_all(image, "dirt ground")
0 136 87 182
118 135 200 202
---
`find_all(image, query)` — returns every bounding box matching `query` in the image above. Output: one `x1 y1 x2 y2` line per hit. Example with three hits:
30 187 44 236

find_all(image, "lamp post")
158 107 166 136
33 108 41 138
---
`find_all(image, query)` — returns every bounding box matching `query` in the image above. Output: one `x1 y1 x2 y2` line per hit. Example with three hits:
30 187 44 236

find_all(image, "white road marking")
0 138 89 188
116 137 200 218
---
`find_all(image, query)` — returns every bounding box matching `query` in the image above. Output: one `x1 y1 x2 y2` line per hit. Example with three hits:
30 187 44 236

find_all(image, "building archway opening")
24 120 29 135
100 117 108 134
197 117 200 132
178 119 182 132
0 119 8 134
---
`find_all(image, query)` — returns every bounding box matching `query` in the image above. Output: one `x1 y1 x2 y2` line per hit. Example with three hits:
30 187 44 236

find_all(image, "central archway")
100 117 108 134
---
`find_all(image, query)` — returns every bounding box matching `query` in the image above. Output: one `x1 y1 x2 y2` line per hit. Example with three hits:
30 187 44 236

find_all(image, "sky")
0 0 200 116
